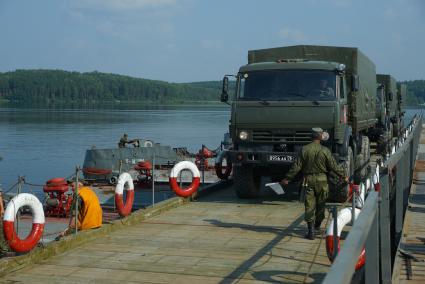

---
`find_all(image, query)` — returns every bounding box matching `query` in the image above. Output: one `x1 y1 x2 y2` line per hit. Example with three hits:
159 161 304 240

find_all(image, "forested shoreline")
0 70 222 106
0 69 424 106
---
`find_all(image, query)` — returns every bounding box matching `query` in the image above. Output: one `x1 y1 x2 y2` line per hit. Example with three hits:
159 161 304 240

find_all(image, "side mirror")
351 74 359 92
388 92 393 101
221 76 229 102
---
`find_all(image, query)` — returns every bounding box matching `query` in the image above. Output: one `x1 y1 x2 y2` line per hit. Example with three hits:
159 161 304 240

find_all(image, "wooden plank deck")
393 127 425 283
0 185 338 283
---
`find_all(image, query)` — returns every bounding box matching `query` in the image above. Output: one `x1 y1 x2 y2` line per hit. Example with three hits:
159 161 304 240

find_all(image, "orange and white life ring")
115 172 134 217
215 151 232 180
3 193 45 253
169 161 200 197
326 207 365 270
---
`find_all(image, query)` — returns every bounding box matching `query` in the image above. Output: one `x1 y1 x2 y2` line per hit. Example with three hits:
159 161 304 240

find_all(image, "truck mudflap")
227 150 298 166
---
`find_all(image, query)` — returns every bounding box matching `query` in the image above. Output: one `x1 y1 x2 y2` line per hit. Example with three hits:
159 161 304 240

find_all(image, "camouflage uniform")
118 134 128 148
285 140 345 225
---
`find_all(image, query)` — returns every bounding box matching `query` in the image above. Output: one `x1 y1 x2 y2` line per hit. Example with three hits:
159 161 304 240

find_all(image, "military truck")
220 45 377 199
397 83 406 132
370 75 397 153
378 75 404 135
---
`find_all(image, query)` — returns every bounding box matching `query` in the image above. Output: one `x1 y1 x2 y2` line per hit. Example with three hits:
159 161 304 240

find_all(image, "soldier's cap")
311 127 323 139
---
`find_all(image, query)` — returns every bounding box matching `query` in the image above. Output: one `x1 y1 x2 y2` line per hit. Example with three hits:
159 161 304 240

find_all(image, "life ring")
215 151 232 180
373 164 381 192
3 193 45 253
326 207 365 270
169 161 200 197
46 177 66 184
142 140 154 147
43 177 69 193
114 172 135 217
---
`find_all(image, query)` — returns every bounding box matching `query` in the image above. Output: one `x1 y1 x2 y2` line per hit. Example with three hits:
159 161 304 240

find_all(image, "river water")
0 106 230 193
0 106 422 195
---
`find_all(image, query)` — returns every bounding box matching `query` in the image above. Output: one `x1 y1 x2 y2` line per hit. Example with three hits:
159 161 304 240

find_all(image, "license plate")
268 154 294 162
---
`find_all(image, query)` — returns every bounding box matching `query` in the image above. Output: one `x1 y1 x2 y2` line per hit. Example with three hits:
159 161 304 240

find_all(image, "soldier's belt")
303 173 327 177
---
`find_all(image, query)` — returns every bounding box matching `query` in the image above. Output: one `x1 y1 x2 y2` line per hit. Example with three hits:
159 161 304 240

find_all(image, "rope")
23 181 44 187
2 181 19 194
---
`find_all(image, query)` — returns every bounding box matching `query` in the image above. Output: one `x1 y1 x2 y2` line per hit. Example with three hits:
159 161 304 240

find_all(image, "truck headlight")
239 130 248 140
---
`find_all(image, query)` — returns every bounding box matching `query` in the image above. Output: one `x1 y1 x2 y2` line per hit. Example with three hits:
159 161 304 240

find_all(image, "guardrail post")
404 147 410 209
395 158 403 242
379 172 392 283
75 167 80 236
365 208 379 283
332 206 338 259
351 186 356 225
410 138 414 182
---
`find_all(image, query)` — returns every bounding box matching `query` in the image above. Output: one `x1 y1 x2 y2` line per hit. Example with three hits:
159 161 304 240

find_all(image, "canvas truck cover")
247 45 377 133
377 74 398 118
398 83 407 112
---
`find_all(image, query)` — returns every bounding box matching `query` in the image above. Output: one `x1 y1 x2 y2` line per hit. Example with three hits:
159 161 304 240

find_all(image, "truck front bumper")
227 150 298 166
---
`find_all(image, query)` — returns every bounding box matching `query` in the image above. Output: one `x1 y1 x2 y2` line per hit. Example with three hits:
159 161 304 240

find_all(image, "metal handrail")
323 116 422 284
323 191 379 284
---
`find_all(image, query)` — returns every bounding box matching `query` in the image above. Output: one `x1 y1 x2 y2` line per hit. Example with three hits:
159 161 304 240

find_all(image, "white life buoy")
326 207 365 270
3 193 45 253
169 161 200 197
115 172 134 217
142 140 154 147
373 164 381 192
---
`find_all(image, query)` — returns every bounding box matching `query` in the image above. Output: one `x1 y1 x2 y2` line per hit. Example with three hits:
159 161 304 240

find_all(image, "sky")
0 0 424 83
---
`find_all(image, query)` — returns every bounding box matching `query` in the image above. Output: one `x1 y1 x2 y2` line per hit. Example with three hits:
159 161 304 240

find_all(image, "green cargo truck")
220 45 378 199
370 74 397 153
397 83 406 132
376 74 404 137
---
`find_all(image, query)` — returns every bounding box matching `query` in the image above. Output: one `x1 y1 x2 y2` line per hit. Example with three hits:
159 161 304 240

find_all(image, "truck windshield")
238 70 336 101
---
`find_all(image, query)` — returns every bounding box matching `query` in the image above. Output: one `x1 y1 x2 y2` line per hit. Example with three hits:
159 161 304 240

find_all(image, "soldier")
318 79 334 97
118 133 129 148
118 134 140 148
281 127 348 240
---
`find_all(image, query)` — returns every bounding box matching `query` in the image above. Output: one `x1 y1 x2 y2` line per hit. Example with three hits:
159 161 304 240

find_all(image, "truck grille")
252 130 311 143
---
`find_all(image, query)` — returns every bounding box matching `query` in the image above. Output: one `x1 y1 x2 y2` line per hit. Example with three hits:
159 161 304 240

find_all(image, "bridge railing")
323 115 422 284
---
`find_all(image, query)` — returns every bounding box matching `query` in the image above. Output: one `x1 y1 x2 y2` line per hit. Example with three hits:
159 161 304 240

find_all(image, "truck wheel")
329 147 353 202
233 165 261 199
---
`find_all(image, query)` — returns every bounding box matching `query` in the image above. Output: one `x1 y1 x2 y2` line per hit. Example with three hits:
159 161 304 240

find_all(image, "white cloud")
76 0 176 11
277 27 306 42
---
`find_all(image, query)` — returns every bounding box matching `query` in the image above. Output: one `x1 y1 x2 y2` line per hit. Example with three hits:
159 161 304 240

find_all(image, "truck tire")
233 165 261 199
329 147 353 202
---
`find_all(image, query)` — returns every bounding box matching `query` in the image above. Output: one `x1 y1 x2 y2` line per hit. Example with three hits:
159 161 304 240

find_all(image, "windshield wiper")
259 99 270 105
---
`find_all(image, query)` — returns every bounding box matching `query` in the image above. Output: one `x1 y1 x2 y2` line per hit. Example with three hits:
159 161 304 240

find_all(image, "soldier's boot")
306 222 315 240
314 220 322 235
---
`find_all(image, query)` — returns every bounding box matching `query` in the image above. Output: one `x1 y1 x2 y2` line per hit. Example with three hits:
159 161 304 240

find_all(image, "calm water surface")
0 106 230 192
0 107 422 194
